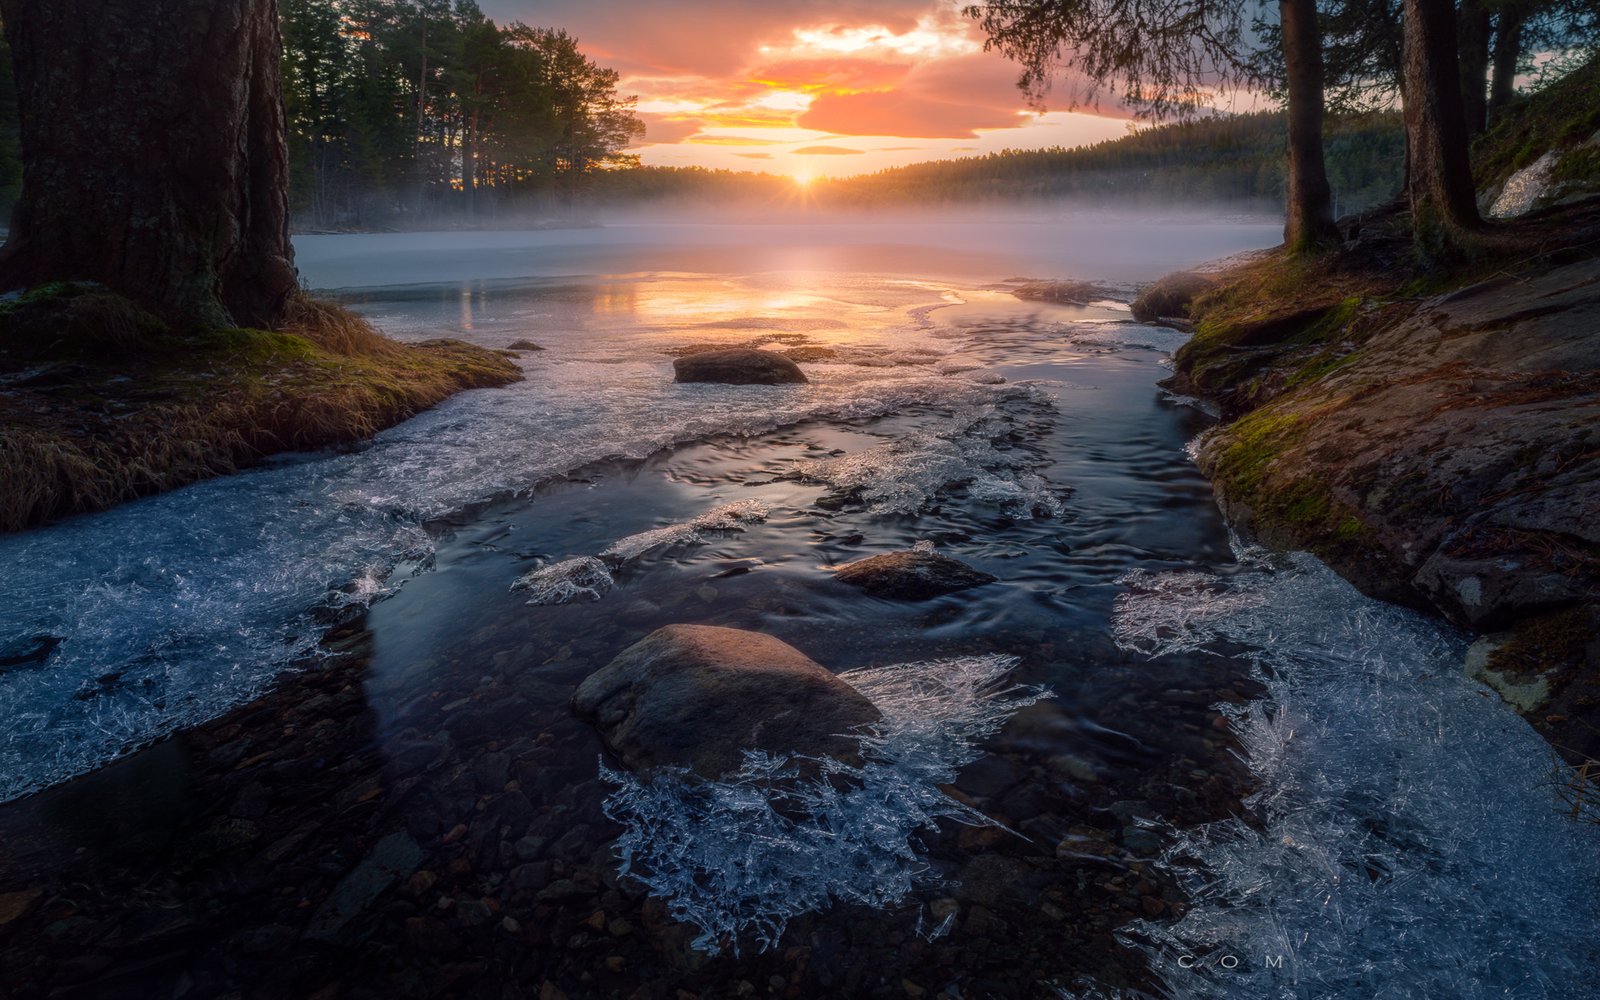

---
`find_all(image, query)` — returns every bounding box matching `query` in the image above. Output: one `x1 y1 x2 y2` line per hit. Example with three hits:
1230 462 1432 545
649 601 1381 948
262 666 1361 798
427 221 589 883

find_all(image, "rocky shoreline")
1151 207 1600 766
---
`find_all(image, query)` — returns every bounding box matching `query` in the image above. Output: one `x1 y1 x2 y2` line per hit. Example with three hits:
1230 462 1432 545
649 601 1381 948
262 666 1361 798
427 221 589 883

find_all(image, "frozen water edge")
600 654 1049 955
0 363 1038 803
1110 549 1600 1000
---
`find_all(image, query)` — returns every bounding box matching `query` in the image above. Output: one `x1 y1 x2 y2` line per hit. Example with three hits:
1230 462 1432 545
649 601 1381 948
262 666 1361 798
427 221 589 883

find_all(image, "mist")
294 200 1284 292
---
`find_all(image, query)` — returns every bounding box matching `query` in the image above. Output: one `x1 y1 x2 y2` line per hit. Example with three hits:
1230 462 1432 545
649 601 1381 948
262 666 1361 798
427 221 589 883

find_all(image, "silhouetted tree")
1402 0 1482 255
0 0 298 328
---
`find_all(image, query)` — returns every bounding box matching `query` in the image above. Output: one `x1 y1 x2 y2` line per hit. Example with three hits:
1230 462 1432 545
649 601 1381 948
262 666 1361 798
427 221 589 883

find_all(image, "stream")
0 216 1595 999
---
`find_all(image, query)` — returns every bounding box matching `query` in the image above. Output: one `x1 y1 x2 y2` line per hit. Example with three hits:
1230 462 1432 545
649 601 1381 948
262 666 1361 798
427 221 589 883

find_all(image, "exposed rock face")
571 624 880 779
834 550 998 601
1131 272 1215 323
1169 255 1600 759
672 349 808 385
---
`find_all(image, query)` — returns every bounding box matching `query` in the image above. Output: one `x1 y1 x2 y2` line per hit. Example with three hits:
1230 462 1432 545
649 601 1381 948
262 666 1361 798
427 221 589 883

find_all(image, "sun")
792 171 815 188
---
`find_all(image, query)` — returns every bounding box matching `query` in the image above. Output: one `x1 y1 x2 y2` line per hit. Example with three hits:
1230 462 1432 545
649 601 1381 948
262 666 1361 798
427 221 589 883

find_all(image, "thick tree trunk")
0 0 297 329
1402 0 1482 256
1280 0 1338 252
1457 0 1491 135
1489 6 1525 120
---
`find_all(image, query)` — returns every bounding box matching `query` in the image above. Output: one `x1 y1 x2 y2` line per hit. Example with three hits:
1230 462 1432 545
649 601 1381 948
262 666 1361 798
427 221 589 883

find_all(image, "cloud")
798 91 1024 138
745 57 909 93
792 145 867 155
483 0 931 77
735 153 775 159
635 113 704 145
687 135 787 146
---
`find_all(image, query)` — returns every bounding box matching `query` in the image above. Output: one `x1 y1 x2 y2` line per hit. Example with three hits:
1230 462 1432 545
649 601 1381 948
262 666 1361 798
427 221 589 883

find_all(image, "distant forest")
0 5 1406 228
810 113 1406 216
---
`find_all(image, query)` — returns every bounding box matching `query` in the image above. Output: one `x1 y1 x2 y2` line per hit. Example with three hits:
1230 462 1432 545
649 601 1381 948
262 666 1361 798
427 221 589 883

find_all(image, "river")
0 216 1595 999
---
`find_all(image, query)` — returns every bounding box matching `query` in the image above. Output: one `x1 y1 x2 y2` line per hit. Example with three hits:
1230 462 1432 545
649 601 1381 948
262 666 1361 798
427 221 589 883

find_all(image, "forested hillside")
811 113 1404 214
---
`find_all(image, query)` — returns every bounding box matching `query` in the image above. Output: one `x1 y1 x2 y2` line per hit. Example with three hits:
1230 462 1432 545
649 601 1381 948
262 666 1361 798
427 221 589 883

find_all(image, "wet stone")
303 832 423 941
571 624 880 779
672 348 808 385
833 550 997 601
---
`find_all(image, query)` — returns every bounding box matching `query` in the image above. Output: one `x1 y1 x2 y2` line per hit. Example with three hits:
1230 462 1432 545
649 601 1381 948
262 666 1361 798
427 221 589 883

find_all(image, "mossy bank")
1150 63 1600 765
0 284 522 532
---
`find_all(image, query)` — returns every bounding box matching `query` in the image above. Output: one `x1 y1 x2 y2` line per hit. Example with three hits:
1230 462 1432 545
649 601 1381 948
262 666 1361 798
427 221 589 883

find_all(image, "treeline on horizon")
808 112 1405 215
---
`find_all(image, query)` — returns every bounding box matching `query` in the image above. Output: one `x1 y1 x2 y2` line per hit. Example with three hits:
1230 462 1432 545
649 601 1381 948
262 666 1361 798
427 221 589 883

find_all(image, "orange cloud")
799 91 1024 138
636 113 704 145
746 57 909 93
793 145 866 154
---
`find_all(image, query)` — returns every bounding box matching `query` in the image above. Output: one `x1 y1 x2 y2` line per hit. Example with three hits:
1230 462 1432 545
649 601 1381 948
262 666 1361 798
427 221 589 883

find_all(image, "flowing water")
0 217 1596 999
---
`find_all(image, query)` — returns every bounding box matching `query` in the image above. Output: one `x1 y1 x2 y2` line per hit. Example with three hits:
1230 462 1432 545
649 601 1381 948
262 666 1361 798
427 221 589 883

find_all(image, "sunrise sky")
483 0 1140 178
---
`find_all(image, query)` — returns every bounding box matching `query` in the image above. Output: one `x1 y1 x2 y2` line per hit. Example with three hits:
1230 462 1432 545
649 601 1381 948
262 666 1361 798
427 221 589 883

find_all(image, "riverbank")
1158 195 1600 766
0 285 521 533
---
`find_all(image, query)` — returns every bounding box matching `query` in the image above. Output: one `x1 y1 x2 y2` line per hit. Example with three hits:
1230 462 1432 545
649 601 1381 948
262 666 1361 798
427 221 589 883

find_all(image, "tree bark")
1489 5 1525 120
1280 0 1338 251
1402 0 1482 256
0 0 297 329
1457 0 1491 135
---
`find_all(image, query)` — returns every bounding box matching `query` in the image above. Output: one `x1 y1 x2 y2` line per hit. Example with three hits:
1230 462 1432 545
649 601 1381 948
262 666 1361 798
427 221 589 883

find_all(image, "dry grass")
0 288 521 532
279 293 402 358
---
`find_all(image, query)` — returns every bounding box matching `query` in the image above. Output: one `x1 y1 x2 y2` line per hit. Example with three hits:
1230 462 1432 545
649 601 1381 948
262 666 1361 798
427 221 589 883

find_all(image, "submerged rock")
673 348 808 385
1010 279 1110 305
833 550 997 601
571 624 880 779
1131 271 1214 324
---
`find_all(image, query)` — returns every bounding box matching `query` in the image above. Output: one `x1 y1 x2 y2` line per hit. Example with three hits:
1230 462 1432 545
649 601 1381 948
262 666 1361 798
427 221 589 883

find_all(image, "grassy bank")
0 284 521 532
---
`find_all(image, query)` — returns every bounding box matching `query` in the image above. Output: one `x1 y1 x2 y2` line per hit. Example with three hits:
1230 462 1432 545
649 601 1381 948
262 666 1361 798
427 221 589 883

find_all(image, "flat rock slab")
303 832 422 941
571 624 879 779
834 550 997 601
673 349 808 385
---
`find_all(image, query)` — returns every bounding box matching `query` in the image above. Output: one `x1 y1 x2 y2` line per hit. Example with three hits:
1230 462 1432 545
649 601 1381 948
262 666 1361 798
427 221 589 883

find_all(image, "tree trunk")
1457 0 1491 135
1402 0 1482 256
1280 0 1338 252
1489 6 1525 120
0 0 297 329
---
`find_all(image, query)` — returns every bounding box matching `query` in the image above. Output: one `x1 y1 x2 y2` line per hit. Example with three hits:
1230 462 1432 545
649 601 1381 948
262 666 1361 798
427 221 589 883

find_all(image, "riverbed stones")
303 831 423 941
672 348 808 385
833 550 997 601
571 624 880 778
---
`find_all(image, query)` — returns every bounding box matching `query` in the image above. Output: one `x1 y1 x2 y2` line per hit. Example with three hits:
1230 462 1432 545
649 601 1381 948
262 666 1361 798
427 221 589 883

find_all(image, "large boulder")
571 624 879 779
834 550 997 601
1131 271 1215 323
673 349 807 385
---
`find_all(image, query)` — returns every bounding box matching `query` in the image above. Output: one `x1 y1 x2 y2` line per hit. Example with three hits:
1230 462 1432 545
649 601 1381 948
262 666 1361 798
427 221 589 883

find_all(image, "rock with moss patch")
673 349 807 385
834 550 997 601
571 624 880 779
1010 280 1110 305
1131 272 1215 324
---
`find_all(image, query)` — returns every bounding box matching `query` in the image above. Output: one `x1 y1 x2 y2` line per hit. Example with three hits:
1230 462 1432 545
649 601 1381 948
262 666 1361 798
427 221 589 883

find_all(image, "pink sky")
482 0 1137 178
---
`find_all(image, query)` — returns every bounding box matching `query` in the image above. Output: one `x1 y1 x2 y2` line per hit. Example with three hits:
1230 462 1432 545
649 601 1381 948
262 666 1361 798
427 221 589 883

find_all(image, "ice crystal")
600 654 1049 955
510 556 614 605
1109 550 1600 999
794 387 1065 518
600 499 771 562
